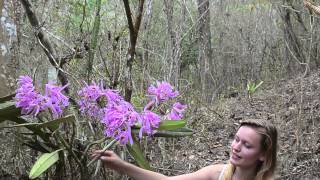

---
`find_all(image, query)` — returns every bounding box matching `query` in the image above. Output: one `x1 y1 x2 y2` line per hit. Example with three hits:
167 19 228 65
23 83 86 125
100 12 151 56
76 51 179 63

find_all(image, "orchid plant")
0 75 192 179
77 81 187 145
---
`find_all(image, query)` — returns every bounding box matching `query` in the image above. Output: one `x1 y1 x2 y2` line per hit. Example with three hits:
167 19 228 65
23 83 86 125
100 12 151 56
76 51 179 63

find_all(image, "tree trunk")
0 0 17 96
197 0 213 103
123 0 144 102
280 2 306 75
86 0 101 82
164 0 181 87
141 0 153 92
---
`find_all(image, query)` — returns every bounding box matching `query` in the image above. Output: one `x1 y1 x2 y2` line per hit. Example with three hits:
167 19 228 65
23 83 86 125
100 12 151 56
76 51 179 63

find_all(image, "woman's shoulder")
207 163 226 171
199 163 227 180
168 163 227 180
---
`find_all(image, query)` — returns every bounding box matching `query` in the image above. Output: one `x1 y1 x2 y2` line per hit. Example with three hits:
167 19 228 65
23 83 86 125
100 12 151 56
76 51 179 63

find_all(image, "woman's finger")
94 150 111 154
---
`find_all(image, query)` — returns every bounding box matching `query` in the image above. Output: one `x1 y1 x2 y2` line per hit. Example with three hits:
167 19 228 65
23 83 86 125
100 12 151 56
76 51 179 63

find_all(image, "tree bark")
164 0 181 87
19 0 87 93
123 0 145 102
141 0 153 92
86 0 101 82
280 3 306 75
19 0 69 90
197 0 213 102
0 0 17 96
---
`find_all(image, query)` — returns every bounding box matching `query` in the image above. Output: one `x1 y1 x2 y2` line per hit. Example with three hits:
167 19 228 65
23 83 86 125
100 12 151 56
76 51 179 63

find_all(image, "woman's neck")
232 166 257 180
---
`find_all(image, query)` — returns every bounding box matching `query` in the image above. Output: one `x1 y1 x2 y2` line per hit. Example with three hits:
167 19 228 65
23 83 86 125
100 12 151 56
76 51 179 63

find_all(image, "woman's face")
230 126 265 168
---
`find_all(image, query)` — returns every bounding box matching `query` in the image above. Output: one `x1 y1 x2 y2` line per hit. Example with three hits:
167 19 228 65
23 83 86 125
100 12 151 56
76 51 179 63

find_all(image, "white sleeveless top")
217 165 228 180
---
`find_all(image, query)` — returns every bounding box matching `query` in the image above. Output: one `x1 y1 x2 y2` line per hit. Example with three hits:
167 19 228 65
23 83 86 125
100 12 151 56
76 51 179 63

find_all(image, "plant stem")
55 132 83 169
87 139 117 167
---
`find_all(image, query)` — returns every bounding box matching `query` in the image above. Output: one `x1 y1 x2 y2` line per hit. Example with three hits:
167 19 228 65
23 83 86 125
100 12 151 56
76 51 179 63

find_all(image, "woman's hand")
92 150 125 172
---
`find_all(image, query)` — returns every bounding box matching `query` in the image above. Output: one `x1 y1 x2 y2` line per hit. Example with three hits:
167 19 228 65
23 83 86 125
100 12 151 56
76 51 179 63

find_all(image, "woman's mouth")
231 153 241 160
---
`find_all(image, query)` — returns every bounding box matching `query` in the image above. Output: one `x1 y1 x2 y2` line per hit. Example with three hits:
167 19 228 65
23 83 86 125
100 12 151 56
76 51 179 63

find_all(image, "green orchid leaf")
154 127 194 138
253 81 264 91
22 139 51 153
3 115 75 131
38 115 75 131
15 134 55 153
3 122 41 128
157 120 186 131
126 137 151 170
0 117 6 123
0 94 15 103
29 149 63 179
0 116 50 141
0 101 20 118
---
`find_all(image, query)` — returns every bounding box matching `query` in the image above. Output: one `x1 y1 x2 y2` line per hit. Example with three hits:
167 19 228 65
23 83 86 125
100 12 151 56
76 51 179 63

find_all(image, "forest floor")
1 71 319 180
147 71 320 180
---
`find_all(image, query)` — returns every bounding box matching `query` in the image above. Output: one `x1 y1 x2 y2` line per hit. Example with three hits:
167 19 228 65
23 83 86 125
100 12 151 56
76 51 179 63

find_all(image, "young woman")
92 119 278 180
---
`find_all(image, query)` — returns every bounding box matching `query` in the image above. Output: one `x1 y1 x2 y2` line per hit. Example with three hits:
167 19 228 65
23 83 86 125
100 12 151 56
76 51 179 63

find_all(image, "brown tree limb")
197 0 213 103
122 0 145 102
279 4 306 72
20 0 69 90
19 0 87 94
87 0 102 82
60 50 87 67
20 0 57 62
134 0 144 37
123 1 135 37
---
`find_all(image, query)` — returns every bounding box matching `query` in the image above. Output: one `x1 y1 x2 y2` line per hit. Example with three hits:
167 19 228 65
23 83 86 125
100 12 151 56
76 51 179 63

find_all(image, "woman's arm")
119 161 222 180
93 150 167 180
93 150 223 180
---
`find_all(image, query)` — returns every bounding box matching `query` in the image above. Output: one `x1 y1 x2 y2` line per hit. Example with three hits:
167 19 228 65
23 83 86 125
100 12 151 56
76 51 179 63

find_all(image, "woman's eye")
235 137 240 142
244 144 251 148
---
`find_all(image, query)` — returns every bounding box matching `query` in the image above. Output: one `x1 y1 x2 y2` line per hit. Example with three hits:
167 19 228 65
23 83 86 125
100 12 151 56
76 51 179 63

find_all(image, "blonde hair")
220 119 278 180
240 119 278 180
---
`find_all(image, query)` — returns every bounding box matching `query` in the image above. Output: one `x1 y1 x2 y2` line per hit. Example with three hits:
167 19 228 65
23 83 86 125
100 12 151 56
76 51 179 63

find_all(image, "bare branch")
122 0 145 101
19 0 71 91
19 0 88 94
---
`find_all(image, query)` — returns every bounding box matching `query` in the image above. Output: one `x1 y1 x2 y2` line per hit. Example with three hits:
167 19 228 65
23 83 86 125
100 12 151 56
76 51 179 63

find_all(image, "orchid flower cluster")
15 76 69 118
14 75 187 145
77 81 187 145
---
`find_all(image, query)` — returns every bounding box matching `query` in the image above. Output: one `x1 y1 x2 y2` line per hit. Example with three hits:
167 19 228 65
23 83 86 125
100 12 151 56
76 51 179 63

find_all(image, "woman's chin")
230 158 236 165
230 156 241 166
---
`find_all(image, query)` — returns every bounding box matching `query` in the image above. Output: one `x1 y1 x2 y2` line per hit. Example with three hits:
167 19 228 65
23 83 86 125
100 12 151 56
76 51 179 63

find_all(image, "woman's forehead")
236 126 262 144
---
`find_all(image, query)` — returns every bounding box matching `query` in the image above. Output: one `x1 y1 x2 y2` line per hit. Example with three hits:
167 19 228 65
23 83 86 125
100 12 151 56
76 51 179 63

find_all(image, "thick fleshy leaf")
29 149 63 179
0 116 50 141
126 137 151 170
38 115 75 130
4 122 41 128
0 101 20 118
0 94 15 103
157 120 186 131
0 117 6 123
21 136 52 153
154 127 194 137
3 115 75 131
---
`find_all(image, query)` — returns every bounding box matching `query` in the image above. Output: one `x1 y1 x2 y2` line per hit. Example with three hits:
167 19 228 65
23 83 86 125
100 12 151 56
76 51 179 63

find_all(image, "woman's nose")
233 141 241 152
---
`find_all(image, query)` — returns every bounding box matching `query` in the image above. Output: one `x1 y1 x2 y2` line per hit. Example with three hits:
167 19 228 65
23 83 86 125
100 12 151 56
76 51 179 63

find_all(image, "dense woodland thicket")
0 0 319 179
